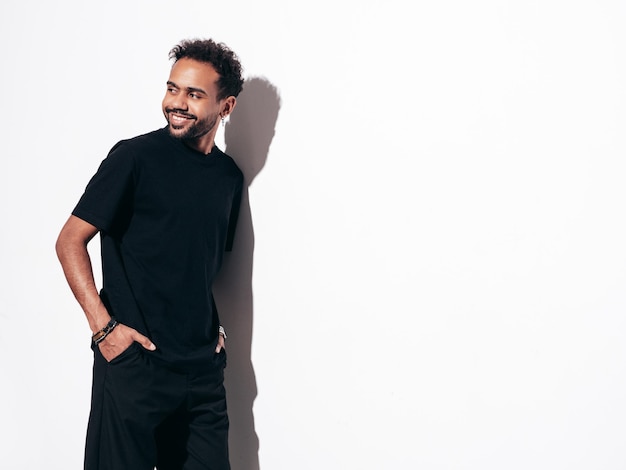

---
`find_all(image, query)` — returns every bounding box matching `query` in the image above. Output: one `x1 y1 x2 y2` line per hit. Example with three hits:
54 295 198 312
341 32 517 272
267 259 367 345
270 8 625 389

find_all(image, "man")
56 38 244 470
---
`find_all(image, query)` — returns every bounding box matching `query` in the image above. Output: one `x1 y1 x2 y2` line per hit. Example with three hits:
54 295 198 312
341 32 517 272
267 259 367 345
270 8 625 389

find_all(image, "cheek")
190 104 208 118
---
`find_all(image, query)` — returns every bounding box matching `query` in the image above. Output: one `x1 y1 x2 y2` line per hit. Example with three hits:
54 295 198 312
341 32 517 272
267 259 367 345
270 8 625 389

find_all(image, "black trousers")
85 343 230 470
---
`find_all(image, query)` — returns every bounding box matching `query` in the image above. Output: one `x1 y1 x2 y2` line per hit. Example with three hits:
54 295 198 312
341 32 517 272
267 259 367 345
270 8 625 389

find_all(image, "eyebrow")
166 81 208 96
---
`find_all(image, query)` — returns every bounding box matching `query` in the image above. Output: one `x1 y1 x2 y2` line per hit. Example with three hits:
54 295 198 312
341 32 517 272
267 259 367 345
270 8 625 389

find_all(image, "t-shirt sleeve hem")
71 207 110 233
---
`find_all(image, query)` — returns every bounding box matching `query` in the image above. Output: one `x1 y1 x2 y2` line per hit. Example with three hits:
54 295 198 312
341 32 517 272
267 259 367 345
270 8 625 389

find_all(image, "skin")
56 58 235 361
162 58 237 155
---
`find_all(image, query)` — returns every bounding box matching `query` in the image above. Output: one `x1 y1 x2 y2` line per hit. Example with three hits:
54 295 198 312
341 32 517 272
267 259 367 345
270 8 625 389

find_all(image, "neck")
183 128 218 155
184 138 215 155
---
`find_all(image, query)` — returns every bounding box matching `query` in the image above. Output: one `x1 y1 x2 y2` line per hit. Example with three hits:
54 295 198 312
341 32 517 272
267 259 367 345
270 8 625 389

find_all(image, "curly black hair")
169 38 244 100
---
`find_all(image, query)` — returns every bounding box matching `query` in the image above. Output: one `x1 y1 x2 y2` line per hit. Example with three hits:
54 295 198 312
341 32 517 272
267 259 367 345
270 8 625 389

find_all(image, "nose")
168 92 188 111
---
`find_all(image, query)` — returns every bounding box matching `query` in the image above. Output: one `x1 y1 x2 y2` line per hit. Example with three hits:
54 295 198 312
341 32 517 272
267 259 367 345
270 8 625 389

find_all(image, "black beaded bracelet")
92 317 118 345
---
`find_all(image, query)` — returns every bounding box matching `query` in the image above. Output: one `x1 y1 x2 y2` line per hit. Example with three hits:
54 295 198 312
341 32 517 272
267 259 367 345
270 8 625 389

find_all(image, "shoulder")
102 128 171 174
109 128 169 155
214 147 244 181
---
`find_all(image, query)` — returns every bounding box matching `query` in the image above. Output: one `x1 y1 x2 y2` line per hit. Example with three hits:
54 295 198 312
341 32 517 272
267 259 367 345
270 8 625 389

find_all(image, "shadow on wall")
212 76 281 470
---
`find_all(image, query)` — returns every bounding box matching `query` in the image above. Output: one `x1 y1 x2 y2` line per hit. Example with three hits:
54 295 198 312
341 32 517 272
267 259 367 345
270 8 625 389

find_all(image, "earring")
221 116 226 127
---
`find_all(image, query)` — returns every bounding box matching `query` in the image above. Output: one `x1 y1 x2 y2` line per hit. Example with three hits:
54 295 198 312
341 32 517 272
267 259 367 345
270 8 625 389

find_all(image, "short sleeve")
72 141 136 234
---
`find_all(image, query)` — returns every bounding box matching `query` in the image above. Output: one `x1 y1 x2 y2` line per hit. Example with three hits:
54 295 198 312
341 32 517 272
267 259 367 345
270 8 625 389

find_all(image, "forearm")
56 216 110 333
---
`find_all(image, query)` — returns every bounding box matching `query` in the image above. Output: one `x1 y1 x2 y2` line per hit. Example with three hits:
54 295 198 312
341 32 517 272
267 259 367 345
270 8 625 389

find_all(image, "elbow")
55 228 69 262
55 215 99 262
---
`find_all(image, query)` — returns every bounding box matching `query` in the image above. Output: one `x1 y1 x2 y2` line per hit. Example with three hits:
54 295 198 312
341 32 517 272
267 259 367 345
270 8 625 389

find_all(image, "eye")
189 93 199 99
167 87 177 94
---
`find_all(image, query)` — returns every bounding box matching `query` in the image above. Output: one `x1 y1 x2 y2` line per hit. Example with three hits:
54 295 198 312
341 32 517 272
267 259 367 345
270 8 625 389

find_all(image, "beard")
165 108 219 141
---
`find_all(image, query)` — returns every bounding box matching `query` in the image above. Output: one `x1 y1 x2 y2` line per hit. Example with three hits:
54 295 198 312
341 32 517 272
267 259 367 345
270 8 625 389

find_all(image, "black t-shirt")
73 127 243 368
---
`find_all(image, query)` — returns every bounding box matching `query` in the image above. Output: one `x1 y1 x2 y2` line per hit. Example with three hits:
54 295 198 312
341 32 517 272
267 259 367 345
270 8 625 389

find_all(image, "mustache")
165 108 197 119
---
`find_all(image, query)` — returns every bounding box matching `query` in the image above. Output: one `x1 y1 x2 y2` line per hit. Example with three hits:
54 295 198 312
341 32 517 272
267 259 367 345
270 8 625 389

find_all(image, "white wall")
1 1 625 469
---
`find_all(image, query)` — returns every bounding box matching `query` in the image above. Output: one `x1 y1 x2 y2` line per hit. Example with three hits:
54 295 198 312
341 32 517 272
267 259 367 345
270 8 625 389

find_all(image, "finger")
132 331 156 351
215 335 225 353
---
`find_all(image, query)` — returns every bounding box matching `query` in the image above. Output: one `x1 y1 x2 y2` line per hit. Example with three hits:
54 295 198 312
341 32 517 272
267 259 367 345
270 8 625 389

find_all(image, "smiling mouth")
167 109 196 125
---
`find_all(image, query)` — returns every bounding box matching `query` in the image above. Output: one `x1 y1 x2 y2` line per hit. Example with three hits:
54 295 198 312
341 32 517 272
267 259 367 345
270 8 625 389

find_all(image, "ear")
220 96 237 118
